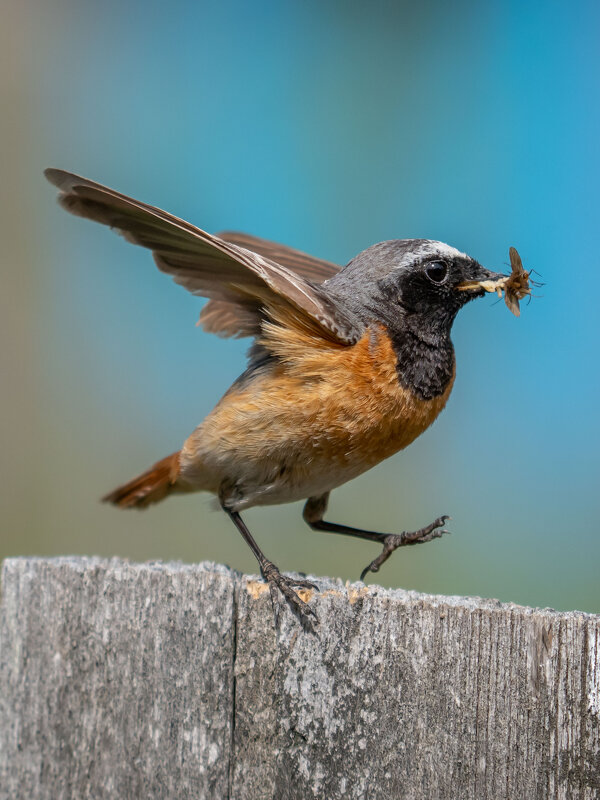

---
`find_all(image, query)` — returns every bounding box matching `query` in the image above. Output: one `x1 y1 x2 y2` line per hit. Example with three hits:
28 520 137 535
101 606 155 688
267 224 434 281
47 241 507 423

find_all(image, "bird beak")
457 265 507 295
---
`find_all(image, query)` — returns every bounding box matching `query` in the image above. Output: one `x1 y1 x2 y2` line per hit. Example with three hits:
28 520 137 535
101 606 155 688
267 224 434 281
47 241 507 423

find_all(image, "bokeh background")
2 0 599 612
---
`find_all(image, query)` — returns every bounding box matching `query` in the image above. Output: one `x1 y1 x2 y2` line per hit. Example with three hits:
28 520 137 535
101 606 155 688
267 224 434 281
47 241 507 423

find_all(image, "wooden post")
1 557 599 799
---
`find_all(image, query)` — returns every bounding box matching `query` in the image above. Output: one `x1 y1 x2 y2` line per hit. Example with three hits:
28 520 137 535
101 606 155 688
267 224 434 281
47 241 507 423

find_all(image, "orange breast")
181 320 455 502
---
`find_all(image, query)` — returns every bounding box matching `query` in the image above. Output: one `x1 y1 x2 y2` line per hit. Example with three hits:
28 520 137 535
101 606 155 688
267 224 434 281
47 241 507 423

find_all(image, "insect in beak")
458 247 532 317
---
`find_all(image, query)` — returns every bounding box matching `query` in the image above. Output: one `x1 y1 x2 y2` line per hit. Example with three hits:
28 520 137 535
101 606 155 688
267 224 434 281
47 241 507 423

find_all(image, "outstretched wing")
44 169 358 343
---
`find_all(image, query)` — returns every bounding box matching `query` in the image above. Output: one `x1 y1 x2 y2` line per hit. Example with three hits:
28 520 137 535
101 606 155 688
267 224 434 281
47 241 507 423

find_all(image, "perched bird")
45 168 525 624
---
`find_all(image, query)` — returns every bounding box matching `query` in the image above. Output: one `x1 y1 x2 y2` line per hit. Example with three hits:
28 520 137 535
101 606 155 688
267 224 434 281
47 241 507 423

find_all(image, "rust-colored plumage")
103 452 181 508
180 319 454 510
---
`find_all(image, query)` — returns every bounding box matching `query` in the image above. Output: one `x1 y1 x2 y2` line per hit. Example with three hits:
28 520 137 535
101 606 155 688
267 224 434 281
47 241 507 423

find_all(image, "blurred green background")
2 0 599 612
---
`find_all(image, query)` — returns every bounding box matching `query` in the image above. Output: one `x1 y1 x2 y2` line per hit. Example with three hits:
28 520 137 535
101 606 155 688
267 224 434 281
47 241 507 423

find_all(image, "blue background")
2 0 599 612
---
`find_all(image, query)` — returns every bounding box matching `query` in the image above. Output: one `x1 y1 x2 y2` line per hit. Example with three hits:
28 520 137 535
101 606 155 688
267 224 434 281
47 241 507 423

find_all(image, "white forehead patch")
386 239 471 273
413 240 469 262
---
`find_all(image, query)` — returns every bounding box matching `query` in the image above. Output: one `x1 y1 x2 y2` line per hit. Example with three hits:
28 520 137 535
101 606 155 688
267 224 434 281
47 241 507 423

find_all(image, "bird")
45 168 525 624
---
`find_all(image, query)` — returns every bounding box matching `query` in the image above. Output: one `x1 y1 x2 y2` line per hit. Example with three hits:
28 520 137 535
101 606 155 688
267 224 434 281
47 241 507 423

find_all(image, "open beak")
457 247 531 317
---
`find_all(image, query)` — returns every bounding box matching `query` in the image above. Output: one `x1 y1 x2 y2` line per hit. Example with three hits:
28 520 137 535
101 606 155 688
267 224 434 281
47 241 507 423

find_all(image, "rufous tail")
102 451 181 509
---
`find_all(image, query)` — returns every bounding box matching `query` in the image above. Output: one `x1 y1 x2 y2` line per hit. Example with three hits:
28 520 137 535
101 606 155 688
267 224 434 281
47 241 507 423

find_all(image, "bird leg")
303 494 450 581
223 507 318 624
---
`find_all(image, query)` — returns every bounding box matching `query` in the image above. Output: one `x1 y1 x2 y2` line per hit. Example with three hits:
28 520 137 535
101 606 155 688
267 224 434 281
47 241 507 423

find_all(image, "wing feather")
216 231 340 283
45 169 358 344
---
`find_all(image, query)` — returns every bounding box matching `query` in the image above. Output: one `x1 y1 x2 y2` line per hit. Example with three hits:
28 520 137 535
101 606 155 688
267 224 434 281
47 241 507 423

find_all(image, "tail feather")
102 451 181 509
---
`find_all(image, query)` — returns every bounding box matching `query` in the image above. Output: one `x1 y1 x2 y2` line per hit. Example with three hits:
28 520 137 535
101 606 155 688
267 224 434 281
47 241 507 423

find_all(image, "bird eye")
425 261 448 284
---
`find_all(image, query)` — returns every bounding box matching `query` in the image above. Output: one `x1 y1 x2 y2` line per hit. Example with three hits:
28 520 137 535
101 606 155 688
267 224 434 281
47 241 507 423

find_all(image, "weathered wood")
0 559 235 800
1 557 599 799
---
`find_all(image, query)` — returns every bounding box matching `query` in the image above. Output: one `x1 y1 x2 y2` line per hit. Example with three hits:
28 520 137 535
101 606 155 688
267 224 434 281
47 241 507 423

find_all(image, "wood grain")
1 557 599 799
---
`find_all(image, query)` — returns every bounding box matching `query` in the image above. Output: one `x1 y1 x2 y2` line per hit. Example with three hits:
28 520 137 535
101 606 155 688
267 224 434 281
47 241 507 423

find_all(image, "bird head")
325 239 514 342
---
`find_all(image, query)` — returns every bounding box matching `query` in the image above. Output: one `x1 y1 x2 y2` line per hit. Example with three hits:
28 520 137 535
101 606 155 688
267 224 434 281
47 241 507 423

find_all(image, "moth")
458 246 532 316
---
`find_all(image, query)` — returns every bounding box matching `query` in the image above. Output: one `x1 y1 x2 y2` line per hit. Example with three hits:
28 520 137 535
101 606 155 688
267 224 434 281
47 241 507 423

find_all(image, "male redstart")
45 169 528 624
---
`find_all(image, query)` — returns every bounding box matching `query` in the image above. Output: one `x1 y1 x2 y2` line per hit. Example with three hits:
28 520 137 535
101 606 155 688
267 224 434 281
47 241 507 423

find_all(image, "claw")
359 515 450 581
261 561 319 625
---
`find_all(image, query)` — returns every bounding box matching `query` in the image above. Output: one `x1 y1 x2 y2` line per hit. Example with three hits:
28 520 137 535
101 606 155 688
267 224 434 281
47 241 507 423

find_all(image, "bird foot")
359 515 450 581
260 560 319 625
